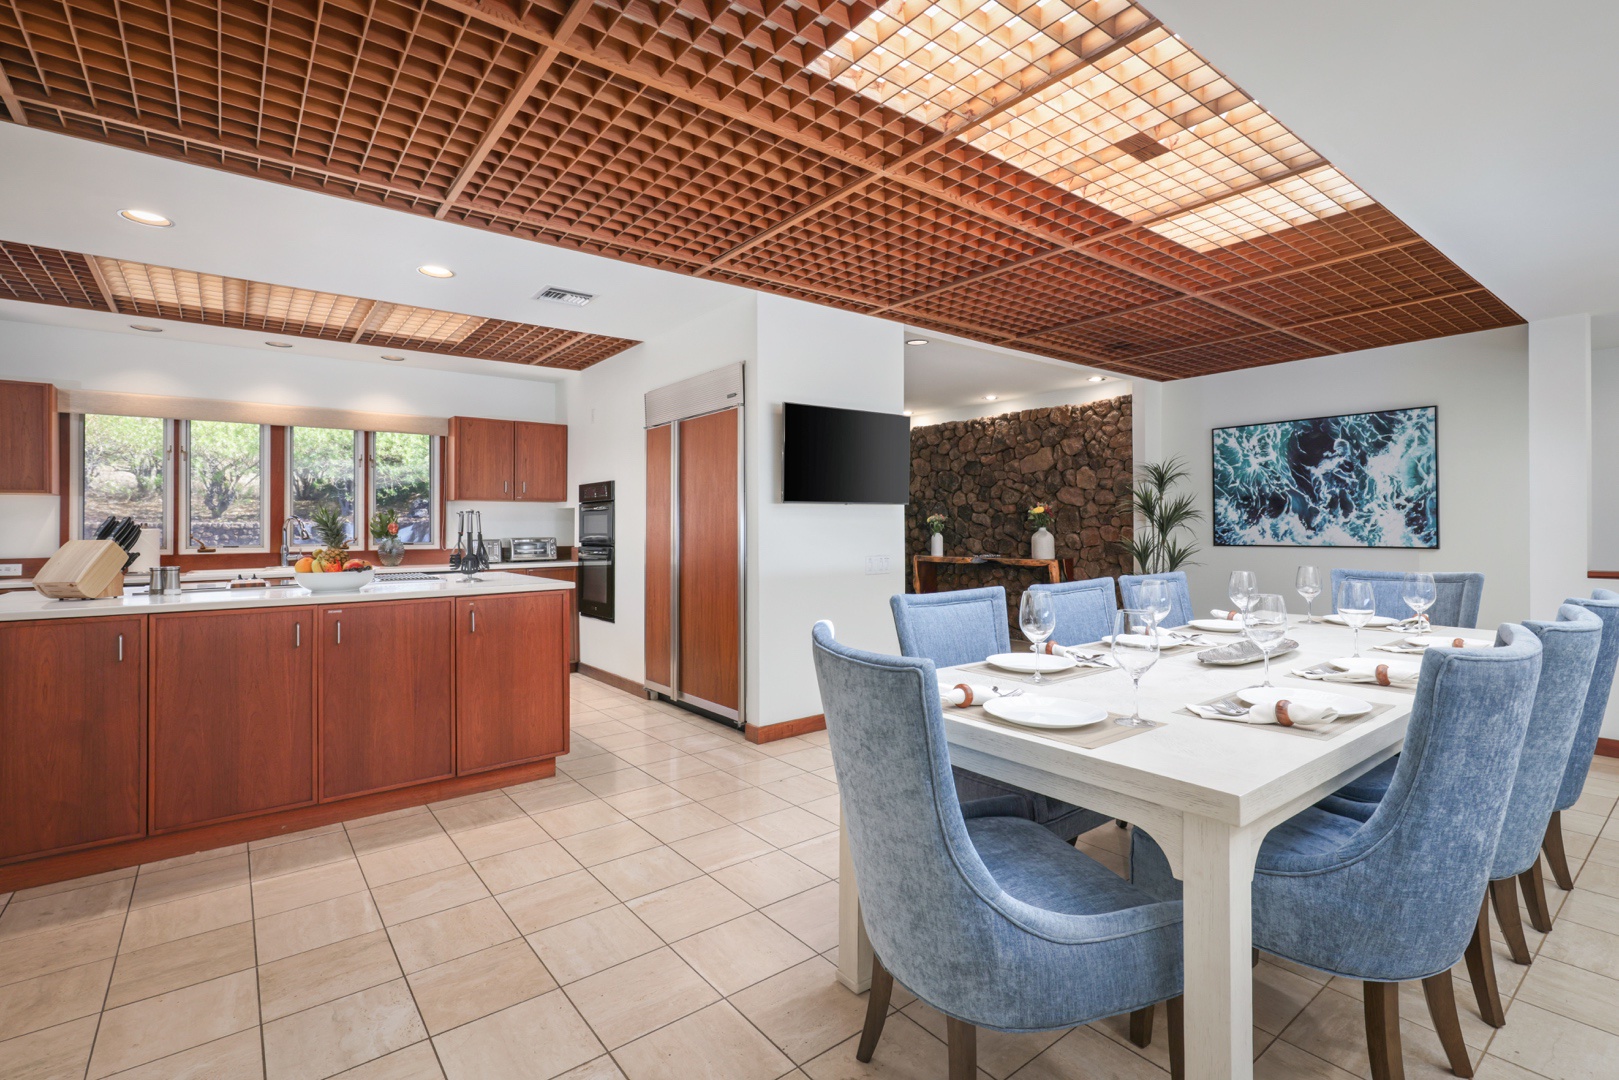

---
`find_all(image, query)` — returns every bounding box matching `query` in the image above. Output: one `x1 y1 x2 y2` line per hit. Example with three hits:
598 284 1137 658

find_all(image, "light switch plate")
864 556 891 576
0 564 22 577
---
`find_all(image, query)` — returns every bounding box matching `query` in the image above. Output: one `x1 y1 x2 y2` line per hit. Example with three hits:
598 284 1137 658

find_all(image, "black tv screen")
782 403 910 504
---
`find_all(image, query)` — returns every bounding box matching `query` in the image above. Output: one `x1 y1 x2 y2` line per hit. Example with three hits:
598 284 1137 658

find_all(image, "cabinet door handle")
470 607 477 633
117 633 123 662
295 624 301 648
522 481 527 494
503 480 509 493
336 621 342 644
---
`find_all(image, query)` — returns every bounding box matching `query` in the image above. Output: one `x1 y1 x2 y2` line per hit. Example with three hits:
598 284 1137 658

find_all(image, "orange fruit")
294 556 314 573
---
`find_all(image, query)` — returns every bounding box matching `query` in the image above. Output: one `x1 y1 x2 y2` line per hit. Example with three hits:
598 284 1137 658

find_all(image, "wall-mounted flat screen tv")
782 403 910 504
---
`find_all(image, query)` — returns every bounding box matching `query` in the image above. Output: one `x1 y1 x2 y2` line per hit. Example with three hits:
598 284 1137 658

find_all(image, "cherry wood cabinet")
515 421 568 502
319 599 454 800
0 379 58 494
645 424 673 690
150 608 316 832
447 416 515 501
520 567 578 665
455 591 570 774
0 616 144 863
678 408 741 712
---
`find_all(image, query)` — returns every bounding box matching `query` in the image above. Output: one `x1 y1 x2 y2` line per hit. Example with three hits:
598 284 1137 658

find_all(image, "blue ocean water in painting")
1212 407 1438 548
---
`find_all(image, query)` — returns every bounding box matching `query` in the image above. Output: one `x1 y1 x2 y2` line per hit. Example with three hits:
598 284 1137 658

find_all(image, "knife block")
32 539 128 599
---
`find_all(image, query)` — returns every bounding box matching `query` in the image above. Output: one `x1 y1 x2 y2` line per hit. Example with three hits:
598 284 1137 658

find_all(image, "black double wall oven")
577 481 615 622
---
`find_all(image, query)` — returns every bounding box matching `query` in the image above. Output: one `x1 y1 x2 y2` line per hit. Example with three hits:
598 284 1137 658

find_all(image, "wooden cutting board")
33 540 127 599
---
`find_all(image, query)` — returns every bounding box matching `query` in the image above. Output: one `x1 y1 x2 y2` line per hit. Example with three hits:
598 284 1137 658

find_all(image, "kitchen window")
370 431 437 546
182 420 269 550
80 413 173 546
283 429 439 549
288 426 362 546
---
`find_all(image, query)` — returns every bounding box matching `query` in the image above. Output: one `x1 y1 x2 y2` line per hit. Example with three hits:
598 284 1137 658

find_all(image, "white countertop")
0 558 578 591
0 570 573 622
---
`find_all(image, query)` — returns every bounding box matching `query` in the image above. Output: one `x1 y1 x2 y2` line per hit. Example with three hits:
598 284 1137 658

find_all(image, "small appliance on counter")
578 482 615 622
501 537 558 562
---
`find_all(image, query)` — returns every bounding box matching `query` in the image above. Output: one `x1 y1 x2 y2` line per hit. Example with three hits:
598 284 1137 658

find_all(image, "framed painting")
1212 406 1439 548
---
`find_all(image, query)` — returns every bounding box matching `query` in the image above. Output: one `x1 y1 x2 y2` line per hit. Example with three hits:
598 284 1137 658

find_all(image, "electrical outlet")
864 556 891 576
0 564 22 577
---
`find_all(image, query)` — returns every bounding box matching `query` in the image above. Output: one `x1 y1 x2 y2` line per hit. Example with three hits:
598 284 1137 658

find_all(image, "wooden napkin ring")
1226 611 1239 619
1275 700 1294 727
1375 664 1392 686
1452 638 1466 648
954 683 975 706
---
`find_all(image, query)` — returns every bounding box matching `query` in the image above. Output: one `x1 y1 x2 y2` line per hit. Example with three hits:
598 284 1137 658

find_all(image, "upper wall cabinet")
0 380 58 494
447 416 567 502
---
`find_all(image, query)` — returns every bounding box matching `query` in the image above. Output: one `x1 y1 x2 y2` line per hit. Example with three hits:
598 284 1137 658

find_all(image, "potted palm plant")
1117 457 1202 573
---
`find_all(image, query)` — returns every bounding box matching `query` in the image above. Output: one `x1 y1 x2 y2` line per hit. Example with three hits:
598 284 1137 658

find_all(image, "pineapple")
309 505 351 570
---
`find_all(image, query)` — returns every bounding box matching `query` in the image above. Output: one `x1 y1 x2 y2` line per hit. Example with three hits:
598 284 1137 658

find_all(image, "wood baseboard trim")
0 758 556 892
746 714 827 744
1596 738 1619 759
577 663 644 698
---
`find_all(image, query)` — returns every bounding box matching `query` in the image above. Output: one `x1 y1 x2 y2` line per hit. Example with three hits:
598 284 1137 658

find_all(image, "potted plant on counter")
1028 504 1055 560
926 512 948 556
370 508 405 566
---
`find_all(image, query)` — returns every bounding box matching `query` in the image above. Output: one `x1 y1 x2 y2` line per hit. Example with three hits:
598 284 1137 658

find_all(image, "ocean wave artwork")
1212 406 1438 548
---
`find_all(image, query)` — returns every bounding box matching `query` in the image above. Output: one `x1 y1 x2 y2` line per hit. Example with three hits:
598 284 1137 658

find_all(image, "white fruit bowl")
294 568 375 593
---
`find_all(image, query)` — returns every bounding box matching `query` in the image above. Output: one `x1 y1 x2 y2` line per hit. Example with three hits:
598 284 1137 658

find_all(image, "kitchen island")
0 571 574 890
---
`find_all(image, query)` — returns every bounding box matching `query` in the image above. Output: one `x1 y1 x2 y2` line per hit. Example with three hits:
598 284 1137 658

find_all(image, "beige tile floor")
2 675 1618 1079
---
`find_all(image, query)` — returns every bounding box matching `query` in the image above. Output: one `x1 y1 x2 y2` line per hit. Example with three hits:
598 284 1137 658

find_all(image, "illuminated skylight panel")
1143 166 1374 251
369 303 484 345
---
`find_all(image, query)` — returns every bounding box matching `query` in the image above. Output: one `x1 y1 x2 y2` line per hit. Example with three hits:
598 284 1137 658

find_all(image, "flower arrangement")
368 508 401 541
925 513 948 536
1027 504 1052 530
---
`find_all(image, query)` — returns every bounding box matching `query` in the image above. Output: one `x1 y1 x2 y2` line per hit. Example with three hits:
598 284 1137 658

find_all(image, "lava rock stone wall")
907 396 1134 594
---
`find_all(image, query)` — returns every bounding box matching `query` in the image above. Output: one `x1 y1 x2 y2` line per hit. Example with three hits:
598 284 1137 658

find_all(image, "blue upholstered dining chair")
1028 576 1118 646
810 621 1186 1079
1329 568 1485 628
1132 625 1543 1078
892 588 1107 842
1118 571 1194 628
1320 607 1601 1026
1544 589 1619 892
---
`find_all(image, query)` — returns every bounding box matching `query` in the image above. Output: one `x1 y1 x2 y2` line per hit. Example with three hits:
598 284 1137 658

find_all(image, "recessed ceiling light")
984 394 998 401
906 338 928 346
119 209 173 227
129 324 163 332
265 341 293 348
1088 375 1106 383
416 264 455 279
381 354 406 362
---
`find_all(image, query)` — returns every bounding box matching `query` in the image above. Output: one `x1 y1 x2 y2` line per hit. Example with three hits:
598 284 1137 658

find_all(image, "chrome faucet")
280 517 307 565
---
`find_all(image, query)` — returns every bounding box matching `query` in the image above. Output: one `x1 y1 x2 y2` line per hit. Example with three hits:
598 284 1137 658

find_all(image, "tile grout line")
79 877 135 1080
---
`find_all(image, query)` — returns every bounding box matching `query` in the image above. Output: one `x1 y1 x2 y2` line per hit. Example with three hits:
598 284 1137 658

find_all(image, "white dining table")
835 615 1457 1080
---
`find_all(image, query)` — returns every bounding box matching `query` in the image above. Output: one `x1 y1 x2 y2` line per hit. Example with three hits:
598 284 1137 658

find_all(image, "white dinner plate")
1187 618 1245 633
1405 634 1494 650
982 695 1109 730
985 652 1078 674
1237 686 1374 718
1323 613 1399 628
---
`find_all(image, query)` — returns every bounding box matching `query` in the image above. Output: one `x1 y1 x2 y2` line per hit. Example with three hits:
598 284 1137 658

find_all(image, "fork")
1204 698 1249 716
989 687 1025 699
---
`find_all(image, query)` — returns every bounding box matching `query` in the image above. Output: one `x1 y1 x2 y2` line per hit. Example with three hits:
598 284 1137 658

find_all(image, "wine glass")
1020 589 1057 684
1243 593 1289 687
1229 570 1258 617
1138 578 1174 630
1296 566 1322 623
1402 572 1436 632
1112 609 1161 728
1338 580 1376 658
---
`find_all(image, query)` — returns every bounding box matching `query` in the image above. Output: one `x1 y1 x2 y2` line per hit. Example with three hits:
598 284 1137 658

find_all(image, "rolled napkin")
1297 658 1421 687
939 682 1010 707
1185 699 1340 729
1371 641 1430 655
1209 609 1245 621
1033 642 1114 666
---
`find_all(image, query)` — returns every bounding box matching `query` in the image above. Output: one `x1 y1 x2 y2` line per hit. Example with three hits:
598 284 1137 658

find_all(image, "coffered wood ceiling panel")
0 0 1521 378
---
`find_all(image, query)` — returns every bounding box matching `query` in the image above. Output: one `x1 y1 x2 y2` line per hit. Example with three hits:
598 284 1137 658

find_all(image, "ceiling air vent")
536 286 595 307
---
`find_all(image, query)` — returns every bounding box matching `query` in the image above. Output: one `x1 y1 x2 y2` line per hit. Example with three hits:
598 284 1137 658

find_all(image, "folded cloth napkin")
1297 658 1421 688
1185 699 1340 729
1372 641 1430 655
938 682 1010 707
1033 642 1114 666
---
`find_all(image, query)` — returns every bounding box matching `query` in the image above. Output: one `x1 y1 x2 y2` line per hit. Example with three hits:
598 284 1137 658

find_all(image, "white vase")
1030 527 1055 560
930 533 944 556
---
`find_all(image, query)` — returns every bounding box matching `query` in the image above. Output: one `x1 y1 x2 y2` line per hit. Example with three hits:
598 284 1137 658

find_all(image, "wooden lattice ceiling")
0 0 1522 379
0 241 638 369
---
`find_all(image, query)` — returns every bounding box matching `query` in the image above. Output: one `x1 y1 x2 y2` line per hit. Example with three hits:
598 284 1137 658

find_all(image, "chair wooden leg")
1543 812 1575 891
1128 1004 1154 1048
1463 896 1506 1027
856 953 894 1063
946 1017 976 1080
1421 973 1475 1077
1167 995 1185 1080
1519 859 1554 933
1489 877 1533 965
1364 981 1406 1080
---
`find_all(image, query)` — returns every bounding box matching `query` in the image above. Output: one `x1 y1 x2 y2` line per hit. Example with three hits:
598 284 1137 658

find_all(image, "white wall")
1528 315 1594 615
907 381 1127 426
0 319 572 556
1590 347 1619 571
1156 326 1532 630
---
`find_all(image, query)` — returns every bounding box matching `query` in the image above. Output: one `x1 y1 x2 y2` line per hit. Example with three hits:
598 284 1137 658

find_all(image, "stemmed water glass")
1229 570 1258 617
1020 589 1057 684
1243 593 1289 687
1339 580 1376 657
1138 578 1174 630
1296 566 1323 623
1112 609 1161 728
1402 572 1437 632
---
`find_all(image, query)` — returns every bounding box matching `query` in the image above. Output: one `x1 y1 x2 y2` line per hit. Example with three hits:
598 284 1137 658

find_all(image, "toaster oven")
501 537 558 562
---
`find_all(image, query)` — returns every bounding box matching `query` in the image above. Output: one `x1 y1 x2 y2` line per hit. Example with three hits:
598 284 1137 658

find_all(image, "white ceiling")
901 332 1123 414
1142 0 1619 323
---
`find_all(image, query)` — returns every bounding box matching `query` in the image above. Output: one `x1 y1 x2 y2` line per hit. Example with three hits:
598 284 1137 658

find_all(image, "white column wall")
1527 315 1595 615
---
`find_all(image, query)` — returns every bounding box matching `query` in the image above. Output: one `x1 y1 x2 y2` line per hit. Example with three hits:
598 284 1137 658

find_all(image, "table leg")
837 812 873 992
1180 814 1260 1080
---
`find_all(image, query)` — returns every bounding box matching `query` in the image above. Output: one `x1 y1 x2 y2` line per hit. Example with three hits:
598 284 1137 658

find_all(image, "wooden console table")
912 555 1073 594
